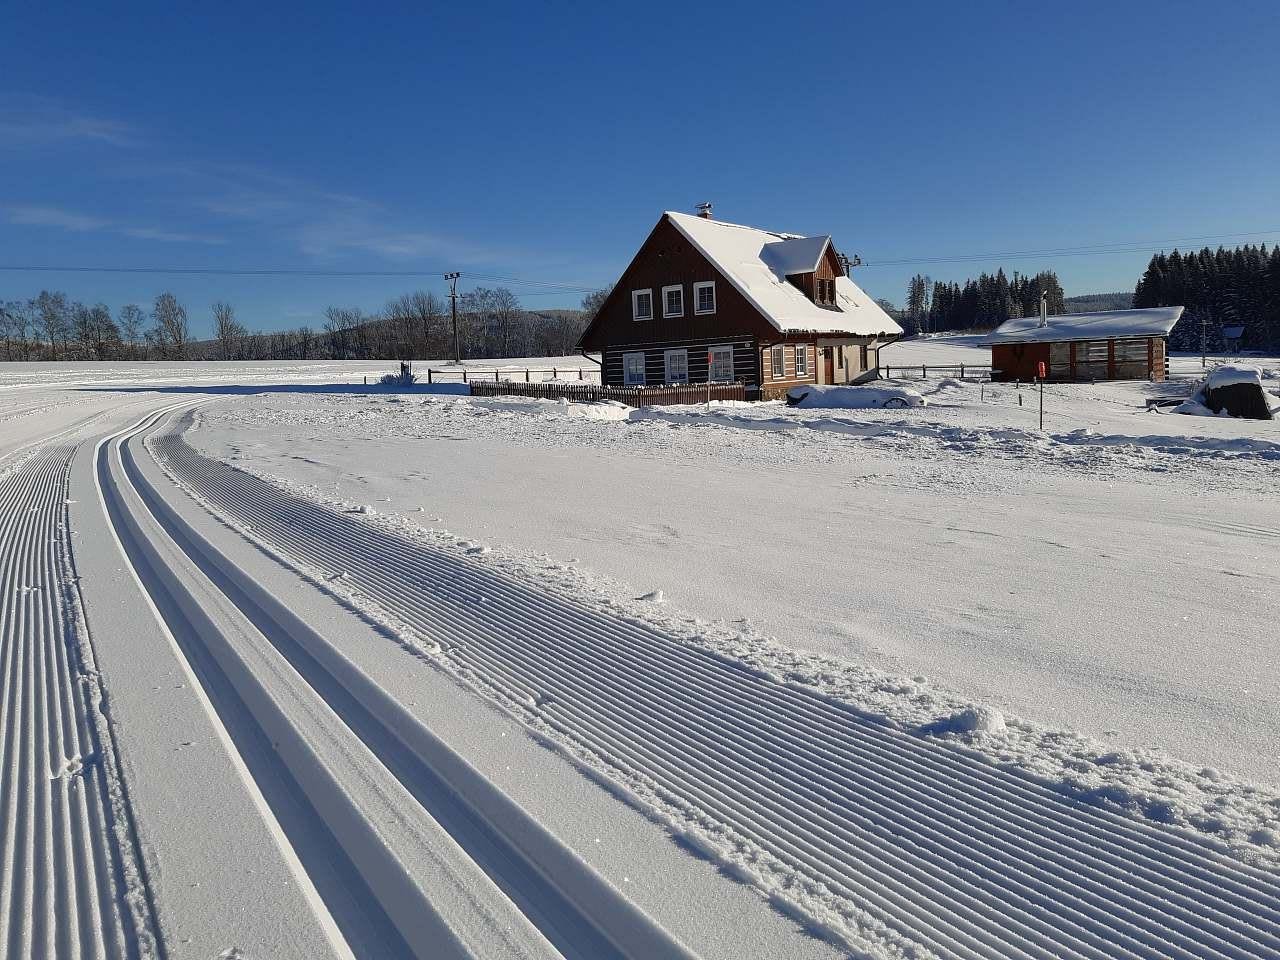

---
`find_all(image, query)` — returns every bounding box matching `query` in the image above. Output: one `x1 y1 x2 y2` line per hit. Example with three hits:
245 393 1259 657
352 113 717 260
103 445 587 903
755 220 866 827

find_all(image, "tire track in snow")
0 442 162 959
150 408 1280 960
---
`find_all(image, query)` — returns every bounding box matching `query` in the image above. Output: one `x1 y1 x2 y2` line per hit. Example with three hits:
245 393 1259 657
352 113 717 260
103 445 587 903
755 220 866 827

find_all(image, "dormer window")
632 288 653 321
662 284 684 318
816 278 835 305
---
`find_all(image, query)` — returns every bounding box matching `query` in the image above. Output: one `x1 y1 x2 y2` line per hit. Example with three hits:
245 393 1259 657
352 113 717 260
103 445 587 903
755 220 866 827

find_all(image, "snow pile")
786 384 926 410
936 705 1007 735
1176 365 1279 419
1205 364 1265 391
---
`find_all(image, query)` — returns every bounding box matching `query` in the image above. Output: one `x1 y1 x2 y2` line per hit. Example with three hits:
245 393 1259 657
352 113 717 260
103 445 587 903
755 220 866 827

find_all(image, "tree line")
900 270 1066 335
1133 245 1280 352
0 286 594 362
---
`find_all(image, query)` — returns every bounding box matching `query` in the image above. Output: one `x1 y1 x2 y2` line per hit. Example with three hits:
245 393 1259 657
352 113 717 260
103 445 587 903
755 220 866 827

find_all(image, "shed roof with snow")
665 211 902 337
983 307 1184 345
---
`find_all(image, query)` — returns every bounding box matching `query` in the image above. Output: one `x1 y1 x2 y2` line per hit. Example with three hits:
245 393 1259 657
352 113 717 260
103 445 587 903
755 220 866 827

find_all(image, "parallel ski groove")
0 444 160 959
152 415 1280 960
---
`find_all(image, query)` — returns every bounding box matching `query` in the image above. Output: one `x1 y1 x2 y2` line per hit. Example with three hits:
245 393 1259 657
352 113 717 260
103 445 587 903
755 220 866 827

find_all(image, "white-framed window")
770 344 785 379
662 284 684 318
694 281 716 315
631 289 653 321
707 344 734 382
664 348 689 383
622 351 646 385
795 343 809 376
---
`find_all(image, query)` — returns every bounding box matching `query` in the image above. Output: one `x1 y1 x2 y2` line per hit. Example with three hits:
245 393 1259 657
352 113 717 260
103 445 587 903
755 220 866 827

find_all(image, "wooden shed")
985 307 1184 382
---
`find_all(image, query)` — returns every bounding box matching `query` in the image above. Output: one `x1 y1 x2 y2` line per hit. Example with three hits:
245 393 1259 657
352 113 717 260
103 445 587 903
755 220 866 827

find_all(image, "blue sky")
3 0 1278 337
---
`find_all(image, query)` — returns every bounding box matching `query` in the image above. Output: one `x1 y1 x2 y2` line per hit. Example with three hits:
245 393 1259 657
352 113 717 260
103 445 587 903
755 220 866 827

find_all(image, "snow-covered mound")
1206 364 1265 390
1176 365 1279 419
786 383 927 410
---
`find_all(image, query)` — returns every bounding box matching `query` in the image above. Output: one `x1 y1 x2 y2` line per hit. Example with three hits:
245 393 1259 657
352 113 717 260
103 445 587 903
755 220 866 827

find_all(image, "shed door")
1049 341 1070 377
822 346 835 383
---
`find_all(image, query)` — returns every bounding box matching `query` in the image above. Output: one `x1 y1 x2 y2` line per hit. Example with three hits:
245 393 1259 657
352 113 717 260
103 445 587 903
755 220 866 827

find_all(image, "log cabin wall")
992 336 1165 382
759 341 818 399
602 337 759 388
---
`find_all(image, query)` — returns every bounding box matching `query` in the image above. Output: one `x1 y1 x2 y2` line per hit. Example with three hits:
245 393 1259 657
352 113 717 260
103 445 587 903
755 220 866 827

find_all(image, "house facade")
576 210 902 399
984 307 1184 382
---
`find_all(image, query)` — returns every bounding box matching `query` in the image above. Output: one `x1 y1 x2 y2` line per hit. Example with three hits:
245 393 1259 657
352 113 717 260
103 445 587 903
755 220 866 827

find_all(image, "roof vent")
696 201 713 219
1039 290 1049 328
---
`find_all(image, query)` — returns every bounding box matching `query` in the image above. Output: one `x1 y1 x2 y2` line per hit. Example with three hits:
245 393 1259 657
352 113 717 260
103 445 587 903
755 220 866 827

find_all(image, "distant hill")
1063 292 1132 313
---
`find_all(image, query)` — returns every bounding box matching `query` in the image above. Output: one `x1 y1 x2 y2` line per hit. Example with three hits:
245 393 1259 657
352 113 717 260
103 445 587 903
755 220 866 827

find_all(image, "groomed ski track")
0 437 161 958
98 406 698 959
114 403 1280 960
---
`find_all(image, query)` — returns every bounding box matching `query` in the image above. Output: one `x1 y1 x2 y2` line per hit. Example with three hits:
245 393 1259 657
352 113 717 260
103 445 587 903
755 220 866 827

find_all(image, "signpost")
1036 361 1047 430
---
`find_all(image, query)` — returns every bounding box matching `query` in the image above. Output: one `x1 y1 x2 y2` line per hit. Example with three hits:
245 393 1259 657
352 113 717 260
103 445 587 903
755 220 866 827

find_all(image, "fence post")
526 369 530 382
495 370 500 382
922 365 927 379
553 367 558 380
578 368 583 380
960 363 965 379
428 369 433 384
463 369 468 383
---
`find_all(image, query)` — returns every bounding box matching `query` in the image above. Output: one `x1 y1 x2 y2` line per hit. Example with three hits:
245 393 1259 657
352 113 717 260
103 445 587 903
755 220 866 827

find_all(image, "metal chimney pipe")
1039 290 1048 328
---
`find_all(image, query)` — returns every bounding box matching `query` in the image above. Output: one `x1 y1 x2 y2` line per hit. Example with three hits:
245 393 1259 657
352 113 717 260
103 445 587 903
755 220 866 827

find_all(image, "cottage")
985 306 1185 382
575 208 902 399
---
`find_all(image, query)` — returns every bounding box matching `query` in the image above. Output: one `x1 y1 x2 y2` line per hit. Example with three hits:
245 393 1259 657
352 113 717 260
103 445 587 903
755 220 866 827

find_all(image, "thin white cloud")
0 95 135 146
7 205 225 245
9 205 109 232
119 225 226 245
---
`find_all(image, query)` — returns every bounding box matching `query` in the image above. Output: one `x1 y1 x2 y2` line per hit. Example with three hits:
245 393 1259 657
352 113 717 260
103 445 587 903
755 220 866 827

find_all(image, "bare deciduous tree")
212 301 247 360
35 291 70 360
117 304 145 359
151 292 190 359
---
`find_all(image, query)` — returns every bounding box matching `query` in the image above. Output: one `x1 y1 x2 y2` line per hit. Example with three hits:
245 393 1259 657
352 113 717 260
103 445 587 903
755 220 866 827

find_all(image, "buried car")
786 383 927 409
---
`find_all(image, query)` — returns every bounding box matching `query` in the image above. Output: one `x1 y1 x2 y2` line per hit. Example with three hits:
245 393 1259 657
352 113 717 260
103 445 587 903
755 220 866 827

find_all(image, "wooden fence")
881 364 992 381
469 380 748 406
426 366 600 384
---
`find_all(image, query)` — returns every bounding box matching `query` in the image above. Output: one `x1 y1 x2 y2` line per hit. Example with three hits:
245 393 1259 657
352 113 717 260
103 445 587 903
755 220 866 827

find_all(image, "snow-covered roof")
665 211 902 337
761 235 831 277
983 307 1184 345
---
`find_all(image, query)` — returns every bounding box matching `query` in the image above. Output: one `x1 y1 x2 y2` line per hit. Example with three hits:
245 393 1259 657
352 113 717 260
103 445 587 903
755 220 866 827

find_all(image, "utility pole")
445 272 462 365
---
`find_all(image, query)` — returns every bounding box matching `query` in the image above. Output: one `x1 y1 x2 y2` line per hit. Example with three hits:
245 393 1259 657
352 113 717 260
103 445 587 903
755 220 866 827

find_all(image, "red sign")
1037 361 1047 379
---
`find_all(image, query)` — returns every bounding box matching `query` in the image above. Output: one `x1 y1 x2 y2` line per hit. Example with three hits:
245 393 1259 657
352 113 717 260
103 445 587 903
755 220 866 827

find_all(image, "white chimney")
1039 290 1048 328
696 201 713 219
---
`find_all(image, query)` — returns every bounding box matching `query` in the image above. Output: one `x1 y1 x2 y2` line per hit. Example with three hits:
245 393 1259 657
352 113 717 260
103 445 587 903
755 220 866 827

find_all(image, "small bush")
380 371 418 387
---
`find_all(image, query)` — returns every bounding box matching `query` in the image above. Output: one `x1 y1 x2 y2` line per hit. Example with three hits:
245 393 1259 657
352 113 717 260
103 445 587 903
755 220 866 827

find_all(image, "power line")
861 229 1280 268
0 264 598 293
1 226 1276 292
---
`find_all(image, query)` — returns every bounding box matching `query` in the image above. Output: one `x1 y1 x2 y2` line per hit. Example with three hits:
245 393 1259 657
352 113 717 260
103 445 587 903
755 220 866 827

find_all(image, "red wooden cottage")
984 306 1184 382
575 208 902 399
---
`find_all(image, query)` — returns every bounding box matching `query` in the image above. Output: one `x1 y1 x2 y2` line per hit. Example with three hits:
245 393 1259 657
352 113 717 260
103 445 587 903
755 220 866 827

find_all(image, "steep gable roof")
665 211 901 337
983 307 1184 345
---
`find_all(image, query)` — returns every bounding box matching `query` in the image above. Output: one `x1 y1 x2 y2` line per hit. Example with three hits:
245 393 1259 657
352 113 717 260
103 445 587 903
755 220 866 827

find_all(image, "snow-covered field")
2 353 1279 959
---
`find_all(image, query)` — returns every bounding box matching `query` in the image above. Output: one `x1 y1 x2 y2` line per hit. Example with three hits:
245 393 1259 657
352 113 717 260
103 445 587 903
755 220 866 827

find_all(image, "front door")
822 346 835 384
